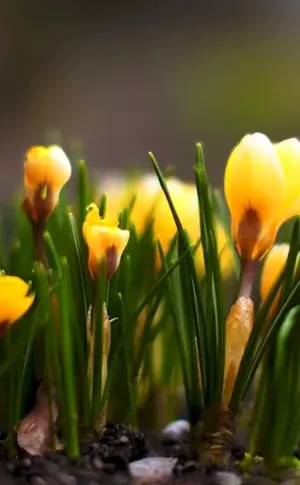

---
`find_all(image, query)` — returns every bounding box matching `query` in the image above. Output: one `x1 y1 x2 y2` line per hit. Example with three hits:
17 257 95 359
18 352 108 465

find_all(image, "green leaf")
149 152 206 408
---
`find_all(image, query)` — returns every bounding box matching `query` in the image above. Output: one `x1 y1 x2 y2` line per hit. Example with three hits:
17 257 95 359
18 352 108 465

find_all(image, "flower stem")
238 259 259 299
31 221 49 270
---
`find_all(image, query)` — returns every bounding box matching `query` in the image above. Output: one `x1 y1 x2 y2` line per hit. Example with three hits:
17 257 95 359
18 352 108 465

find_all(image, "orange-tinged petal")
87 225 130 259
224 133 285 260
0 276 35 326
223 297 253 405
274 138 300 223
83 203 130 279
23 145 71 223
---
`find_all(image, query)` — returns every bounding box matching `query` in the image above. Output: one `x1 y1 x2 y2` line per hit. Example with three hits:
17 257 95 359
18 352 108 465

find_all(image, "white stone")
162 419 190 440
129 457 177 482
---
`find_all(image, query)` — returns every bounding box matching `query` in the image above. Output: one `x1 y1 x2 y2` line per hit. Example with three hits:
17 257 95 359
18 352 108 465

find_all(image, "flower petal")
260 244 291 312
0 276 34 325
24 146 71 192
88 225 130 261
225 133 285 231
83 203 130 279
224 133 285 260
0 276 30 297
274 138 300 223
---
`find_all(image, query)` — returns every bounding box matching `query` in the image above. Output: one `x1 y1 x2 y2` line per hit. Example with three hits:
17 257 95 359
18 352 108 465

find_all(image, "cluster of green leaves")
0 140 300 469
248 220 300 468
150 145 300 468
0 156 192 458
150 146 229 434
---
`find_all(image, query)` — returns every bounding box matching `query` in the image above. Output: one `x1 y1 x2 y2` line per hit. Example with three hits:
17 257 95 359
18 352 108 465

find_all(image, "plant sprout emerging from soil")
0 132 300 475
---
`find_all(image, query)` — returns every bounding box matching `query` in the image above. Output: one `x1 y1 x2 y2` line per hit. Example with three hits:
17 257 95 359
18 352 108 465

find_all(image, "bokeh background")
1 0 300 199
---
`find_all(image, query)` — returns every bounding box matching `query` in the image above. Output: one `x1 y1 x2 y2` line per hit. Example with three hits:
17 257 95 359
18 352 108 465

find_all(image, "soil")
0 423 294 485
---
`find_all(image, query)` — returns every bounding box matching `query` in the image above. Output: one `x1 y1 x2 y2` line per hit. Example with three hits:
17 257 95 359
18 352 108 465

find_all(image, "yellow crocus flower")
24 145 72 223
83 203 130 280
224 133 300 262
100 174 234 278
0 276 35 335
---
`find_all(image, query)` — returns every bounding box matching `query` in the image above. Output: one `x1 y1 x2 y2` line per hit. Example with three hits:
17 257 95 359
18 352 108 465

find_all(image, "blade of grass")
91 260 107 426
77 160 88 230
68 213 88 317
58 258 79 458
149 152 207 404
99 193 108 218
128 242 195 327
158 241 192 410
195 143 225 405
64 213 91 426
117 292 138 427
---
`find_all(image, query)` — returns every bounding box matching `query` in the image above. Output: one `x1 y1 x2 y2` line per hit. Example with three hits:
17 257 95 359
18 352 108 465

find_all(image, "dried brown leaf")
17 384 58 456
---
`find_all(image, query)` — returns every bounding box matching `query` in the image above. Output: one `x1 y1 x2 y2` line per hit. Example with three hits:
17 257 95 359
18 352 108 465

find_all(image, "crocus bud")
224 133 300 262
0 275 35 336
82 203 130 280
23 145 72 224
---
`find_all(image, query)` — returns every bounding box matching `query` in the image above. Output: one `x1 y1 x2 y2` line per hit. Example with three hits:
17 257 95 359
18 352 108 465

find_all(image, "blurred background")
1 0 300 199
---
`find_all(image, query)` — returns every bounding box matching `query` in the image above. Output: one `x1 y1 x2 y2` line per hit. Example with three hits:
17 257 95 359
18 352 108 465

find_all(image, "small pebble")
21 457 32 468
92 457 104 470
129 457 177 482
57 472 77 485
162 420 190 441
119 435 129 444
211 471 242 485
30 476 47 485
90 442 100 451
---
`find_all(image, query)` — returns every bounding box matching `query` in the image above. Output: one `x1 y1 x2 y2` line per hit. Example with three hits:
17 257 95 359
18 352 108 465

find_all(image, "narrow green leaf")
149 152 207 404
117 292 137 427
99 193 108 218
58 258 79 458
77 159 88 231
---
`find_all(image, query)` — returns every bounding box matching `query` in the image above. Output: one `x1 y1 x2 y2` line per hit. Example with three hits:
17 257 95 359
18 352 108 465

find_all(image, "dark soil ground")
0 423 295 485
